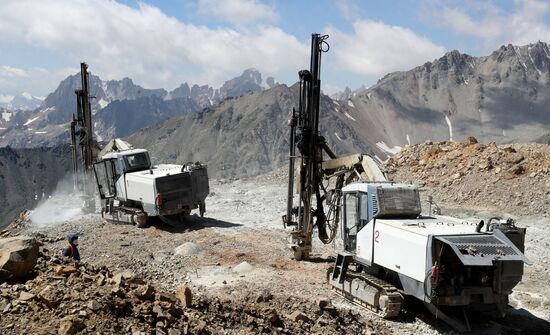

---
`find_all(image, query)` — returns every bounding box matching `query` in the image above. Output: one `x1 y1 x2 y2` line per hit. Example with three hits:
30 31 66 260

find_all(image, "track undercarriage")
101 202 148 228
328 254 404 318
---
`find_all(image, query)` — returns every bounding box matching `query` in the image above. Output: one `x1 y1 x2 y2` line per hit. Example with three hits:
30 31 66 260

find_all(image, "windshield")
123 152 151 172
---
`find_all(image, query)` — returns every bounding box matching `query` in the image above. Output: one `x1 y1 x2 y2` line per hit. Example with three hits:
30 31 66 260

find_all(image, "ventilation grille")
445 235 518 256
371 192 379 216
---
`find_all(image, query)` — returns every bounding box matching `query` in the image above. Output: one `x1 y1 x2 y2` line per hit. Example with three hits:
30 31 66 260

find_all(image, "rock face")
128 83 376 178
217 68 265 100
93 96 199 140
0 144 72 228
0 236 39 280
338 42 550 156
39 74 167 126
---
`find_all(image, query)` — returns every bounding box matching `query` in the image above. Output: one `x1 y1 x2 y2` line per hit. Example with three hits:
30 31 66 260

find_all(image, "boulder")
18 291 35 301
133 284 155 301
87 300 102 312
0 236 39 279
288 310 310 323
54 265 79 277
175 285 192 307
58 316 85 335
38 285 61 308
465 136 478 145
173 242 202 256
111 270 134 286
232 261 254 274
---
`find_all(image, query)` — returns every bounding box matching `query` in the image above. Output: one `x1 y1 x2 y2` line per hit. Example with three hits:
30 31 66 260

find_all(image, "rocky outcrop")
0 247 375 334
0 145 72 228
0 236 39 280
385 138 550 215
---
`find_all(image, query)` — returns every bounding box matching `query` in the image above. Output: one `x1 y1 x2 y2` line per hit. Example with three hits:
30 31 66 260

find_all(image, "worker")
62 232 81 261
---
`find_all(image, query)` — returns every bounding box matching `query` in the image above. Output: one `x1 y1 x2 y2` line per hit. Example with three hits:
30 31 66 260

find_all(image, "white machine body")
94 147 209 217
340 181 529 307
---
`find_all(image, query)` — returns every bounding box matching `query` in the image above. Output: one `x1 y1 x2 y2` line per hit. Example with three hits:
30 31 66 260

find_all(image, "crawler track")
328 266 403 318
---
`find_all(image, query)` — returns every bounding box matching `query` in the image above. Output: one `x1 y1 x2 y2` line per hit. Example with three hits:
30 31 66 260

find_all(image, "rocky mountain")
166 68 275 108
167 83 215 108
0 68 276 148
330 85 368 101
37 74 167 126
336 42 550 155
94 96 199 140
127 84 376 178
217 68 275 99
125 41 550 177
0 145 72 227
0 92 43 110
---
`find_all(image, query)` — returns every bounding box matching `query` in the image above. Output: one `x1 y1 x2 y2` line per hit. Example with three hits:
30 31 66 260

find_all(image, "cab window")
345 193 359 235
123 152 151 172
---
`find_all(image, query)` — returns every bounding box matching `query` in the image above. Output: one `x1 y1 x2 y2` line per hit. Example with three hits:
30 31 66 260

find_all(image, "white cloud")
432 0 550 51
0 66 76 98
0 94 14 104
0 66 28 77
198 0 279 25
335 0 363 21
326 20 445 77
439 7 502 39
0 0 304 95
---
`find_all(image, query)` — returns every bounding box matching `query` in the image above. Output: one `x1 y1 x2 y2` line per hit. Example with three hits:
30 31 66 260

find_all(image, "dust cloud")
29 174 88 227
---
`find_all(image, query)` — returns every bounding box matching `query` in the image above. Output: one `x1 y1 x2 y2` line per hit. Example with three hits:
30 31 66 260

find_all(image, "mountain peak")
218 69 264 99
0 92 42 110
21 92 33 100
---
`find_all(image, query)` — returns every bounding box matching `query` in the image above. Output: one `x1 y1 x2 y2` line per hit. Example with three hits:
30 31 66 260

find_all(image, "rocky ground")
1 140 550 334
385 137 550 216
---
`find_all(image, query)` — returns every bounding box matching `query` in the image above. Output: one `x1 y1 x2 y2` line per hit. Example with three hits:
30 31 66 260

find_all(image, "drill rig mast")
284 34 332 261
283 34 387 260
70 62 96 212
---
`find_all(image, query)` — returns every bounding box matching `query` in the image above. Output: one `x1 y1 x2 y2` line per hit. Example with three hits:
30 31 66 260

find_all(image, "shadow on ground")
392 297 550 334
149 214 242 233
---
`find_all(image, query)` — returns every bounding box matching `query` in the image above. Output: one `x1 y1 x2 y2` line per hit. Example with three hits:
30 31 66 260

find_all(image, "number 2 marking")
374 230 380 243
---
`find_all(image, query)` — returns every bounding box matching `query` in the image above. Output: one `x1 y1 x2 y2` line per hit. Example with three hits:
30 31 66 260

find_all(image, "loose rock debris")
0 248 379 334
1 140 549 334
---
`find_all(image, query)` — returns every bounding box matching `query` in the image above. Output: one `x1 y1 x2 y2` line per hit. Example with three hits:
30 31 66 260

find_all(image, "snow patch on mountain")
444 116 453 141
21 92 33 100
98 98 109 108
344 112 356 121
376 141 401 155
2 111 12 122
24 116 39 126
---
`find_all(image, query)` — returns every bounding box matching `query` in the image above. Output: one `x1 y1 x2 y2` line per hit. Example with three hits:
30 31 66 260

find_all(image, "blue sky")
0 0 549 101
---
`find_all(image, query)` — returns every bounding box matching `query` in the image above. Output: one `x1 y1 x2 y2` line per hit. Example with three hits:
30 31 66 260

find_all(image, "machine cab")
93 149 152 199
342 189 370 252
342 182 422 252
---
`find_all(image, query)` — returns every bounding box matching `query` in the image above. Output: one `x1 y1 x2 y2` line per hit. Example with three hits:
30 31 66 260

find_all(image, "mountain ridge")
0 68 273 147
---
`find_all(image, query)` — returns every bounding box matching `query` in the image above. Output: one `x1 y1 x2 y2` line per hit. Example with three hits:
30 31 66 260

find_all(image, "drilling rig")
70 62 97 212
69 63 209 227
283 34 386 261
283 34 530 331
